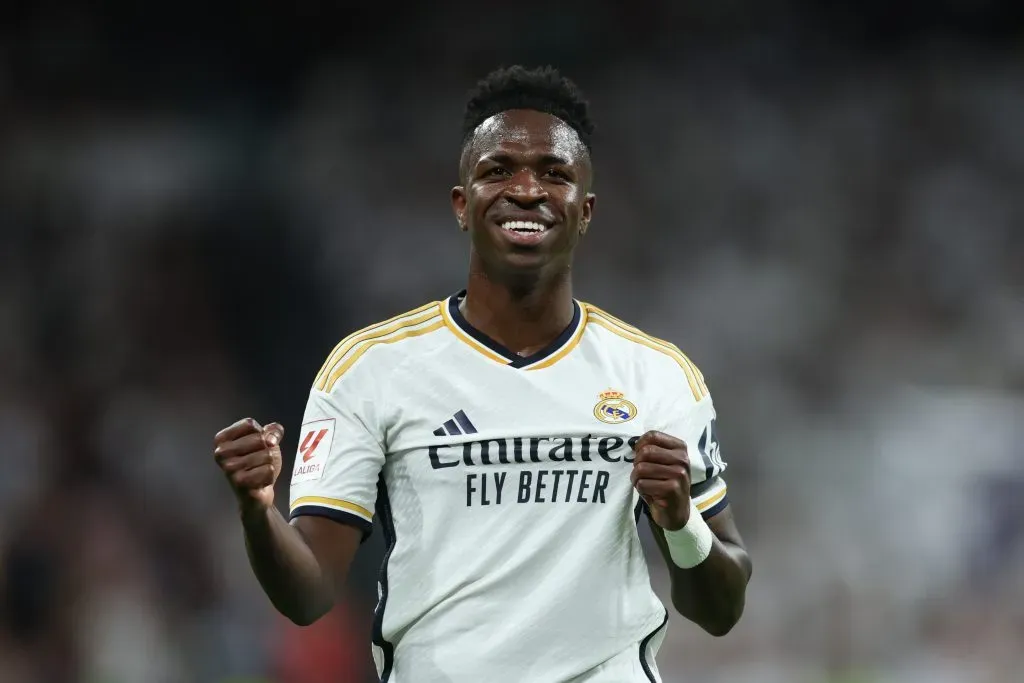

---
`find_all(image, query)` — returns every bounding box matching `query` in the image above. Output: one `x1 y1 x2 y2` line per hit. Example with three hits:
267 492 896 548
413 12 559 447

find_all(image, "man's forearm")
650 521 752 636
241 505 334 625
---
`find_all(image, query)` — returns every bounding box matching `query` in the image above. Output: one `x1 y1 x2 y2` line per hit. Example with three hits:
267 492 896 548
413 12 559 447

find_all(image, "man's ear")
579 192 595 235
451 186 468 231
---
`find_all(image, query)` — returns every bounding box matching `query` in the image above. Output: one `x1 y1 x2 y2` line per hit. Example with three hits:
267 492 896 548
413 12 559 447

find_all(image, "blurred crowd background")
1 2 1022 682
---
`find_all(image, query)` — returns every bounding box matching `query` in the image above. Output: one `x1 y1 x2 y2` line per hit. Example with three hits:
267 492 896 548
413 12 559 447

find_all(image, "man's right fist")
213 418 285 510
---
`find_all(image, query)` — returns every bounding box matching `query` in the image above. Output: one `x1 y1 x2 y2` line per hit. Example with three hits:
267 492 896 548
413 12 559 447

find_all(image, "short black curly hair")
461 65 594 153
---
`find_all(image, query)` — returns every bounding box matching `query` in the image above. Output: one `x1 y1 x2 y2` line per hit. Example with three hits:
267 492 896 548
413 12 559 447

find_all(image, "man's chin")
483 250 570 283
471 233 570 280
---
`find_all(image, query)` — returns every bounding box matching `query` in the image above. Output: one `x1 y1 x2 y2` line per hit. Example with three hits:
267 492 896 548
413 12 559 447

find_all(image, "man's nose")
504 169 548 207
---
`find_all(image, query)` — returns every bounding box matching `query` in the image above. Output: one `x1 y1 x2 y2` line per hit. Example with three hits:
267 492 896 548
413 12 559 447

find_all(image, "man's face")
452 109 595 279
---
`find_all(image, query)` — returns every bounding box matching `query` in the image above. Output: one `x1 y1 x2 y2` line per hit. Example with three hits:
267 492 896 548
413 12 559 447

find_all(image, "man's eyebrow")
539 153 571 166
477 152 572 166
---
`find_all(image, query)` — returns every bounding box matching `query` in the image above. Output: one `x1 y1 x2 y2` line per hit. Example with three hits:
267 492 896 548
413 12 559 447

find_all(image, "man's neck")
461 269 575 357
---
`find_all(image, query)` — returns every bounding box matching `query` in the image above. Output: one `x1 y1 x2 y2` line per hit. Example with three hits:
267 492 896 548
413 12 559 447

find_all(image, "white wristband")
662 499 714 569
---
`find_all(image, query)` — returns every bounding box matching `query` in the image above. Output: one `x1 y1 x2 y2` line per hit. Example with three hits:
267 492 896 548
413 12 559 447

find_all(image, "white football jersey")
289 292 729 683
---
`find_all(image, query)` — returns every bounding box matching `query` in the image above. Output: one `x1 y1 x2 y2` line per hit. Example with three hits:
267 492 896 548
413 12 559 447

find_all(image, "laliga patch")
291 418 335 484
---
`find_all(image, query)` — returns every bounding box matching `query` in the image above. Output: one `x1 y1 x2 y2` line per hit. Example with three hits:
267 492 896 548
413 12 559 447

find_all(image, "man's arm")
215 418 362 626
647 505 751 636
631 430 752 636
241 505 362 625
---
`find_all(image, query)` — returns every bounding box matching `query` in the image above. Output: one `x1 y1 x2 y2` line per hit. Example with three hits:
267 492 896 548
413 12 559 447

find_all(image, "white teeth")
501 220 546 232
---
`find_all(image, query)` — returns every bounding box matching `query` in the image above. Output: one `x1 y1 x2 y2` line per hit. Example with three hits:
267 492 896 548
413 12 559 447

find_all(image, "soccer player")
212 65 752 682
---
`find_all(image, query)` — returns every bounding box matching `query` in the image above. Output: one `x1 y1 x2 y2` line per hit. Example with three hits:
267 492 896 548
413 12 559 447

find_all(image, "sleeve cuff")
290 496 374 541
691 477 729 520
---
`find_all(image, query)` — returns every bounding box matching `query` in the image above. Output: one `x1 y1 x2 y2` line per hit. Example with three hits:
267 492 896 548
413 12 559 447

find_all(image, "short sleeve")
654 386 730 521
287 380 385 539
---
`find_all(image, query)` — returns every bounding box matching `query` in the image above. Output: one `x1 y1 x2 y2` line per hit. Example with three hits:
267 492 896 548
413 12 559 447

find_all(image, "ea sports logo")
593 389 637 424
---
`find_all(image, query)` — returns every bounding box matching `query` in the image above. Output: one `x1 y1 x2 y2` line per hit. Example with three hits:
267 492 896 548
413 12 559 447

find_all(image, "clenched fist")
213 418 285 510
630 430 692 531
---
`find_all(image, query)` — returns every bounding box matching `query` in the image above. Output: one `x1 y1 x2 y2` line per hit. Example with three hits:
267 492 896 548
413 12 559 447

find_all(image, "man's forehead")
470 110 586 160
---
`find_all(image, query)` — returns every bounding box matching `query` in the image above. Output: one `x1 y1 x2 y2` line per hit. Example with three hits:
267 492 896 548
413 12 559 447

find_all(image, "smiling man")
211 66 752 683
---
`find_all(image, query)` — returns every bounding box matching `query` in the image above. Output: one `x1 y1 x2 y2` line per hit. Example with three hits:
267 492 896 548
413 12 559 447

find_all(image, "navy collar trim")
447 290 582 369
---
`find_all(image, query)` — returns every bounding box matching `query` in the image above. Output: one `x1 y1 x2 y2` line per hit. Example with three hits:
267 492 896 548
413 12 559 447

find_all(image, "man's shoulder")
581 301 692 364
581 301 709 402
312 299 447 393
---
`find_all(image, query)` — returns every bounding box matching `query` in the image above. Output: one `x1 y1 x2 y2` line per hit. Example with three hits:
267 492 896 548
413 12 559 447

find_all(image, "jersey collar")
443 290 586 370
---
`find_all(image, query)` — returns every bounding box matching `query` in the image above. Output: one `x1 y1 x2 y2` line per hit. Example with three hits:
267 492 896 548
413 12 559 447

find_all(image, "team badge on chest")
593 389 637 424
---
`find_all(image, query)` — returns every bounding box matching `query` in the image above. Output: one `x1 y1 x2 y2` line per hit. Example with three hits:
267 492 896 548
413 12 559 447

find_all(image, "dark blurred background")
1 2 1022 682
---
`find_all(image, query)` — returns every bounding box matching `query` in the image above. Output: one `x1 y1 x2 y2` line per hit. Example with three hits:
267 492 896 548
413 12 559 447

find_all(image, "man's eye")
545 169 569 180
485 167 510 177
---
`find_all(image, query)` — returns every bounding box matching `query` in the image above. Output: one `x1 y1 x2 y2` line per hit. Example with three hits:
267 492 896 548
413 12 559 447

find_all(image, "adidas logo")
432 410 478 437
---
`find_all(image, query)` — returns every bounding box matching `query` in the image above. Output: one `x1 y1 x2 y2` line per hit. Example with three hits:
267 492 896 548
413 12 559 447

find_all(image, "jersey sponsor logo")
428 434 640 470
428 431 643 508
465 468 614 507
593 389 637 424
291 418 335 484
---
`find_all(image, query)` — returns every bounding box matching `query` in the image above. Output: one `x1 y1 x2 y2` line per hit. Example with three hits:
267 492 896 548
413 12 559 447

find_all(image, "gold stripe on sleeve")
586 311 704 401
325 318 445 391
695 486 728 512
290 496 373 520
317 306 442 391
313 301 441 389
585 304 709 397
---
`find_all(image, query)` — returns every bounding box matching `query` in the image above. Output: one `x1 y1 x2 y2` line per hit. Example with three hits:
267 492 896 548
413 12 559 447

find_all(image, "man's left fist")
630 431 692 531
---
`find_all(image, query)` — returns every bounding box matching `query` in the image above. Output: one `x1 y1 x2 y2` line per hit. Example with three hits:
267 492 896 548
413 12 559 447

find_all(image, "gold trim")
314 301 441 389
585 306 708 400
325 318 444 391
440 301 515 365
290 496 372 520
586 304 709 396
524 303 589 370
586 314 704 401
317 306 441 391
695 486 728 512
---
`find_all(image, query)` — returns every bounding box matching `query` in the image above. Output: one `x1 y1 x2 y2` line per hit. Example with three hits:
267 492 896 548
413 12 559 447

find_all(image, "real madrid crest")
593 389 637 424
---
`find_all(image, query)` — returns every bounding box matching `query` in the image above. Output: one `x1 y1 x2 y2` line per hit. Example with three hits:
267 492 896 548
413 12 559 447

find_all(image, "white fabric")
288 295 729 683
